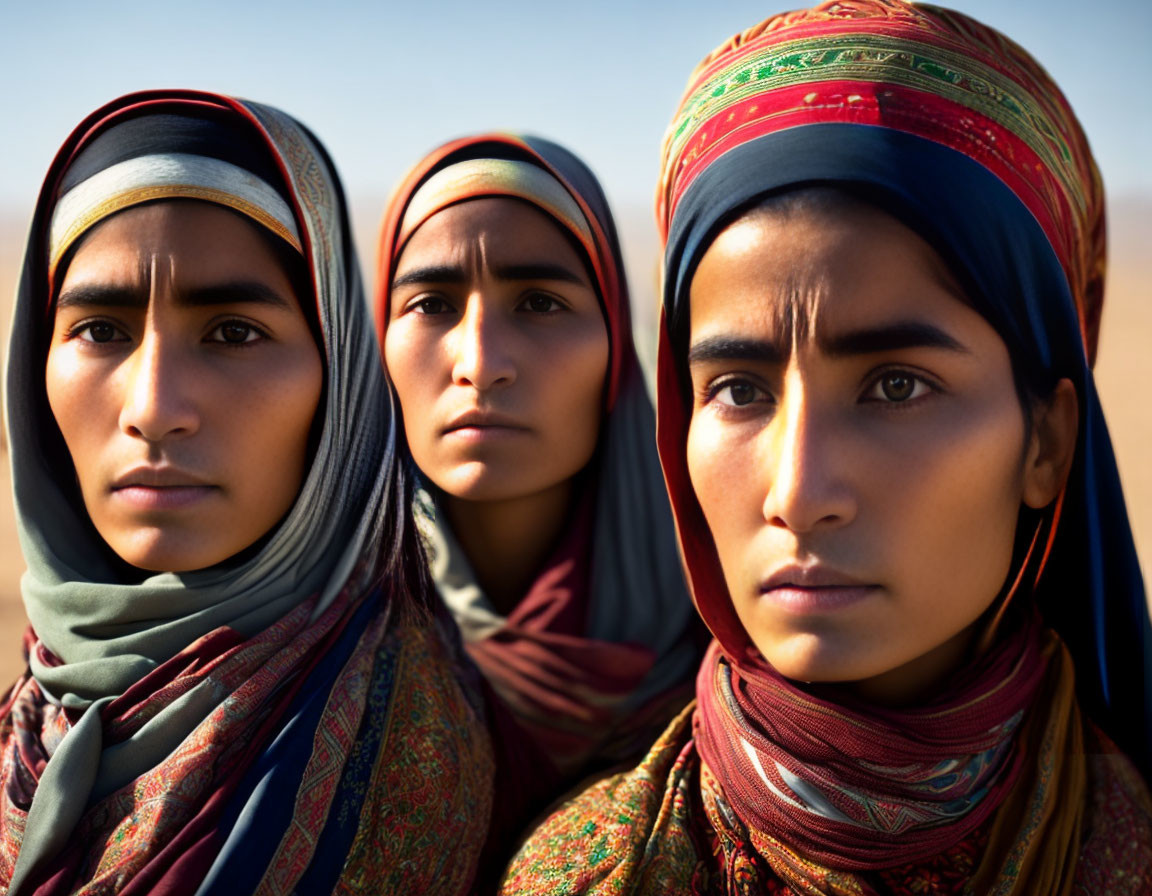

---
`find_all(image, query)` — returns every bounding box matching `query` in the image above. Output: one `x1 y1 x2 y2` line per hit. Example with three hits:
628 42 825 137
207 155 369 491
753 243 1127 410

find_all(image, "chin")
757 631 886 685
104 529 240 574
431 464 533 503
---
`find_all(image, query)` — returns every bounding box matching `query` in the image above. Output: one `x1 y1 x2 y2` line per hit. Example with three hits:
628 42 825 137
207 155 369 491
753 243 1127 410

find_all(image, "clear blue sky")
2 0 1149 229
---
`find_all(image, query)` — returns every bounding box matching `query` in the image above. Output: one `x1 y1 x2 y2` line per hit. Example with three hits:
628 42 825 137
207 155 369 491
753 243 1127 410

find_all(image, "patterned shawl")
376 135 700 809
0 90 492 895
500 3 1150 894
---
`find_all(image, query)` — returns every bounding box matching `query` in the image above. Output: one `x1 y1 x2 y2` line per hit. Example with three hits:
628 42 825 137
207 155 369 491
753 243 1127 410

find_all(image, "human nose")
761 378 855 533
450 296 516 391
118 324 200 443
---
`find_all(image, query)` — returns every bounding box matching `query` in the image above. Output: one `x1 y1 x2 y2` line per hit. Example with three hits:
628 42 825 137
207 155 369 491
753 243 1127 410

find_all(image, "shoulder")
1073 725 1152 895
499 703 705 896
342 617 495 896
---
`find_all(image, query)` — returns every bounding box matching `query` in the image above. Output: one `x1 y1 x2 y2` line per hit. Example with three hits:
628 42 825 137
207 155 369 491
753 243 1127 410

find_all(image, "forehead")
59 201 289 287
688 200 977 347
396 196 583 270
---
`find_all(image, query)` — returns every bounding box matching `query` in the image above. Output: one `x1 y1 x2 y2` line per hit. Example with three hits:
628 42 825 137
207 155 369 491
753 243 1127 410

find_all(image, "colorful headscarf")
648 0 1150 887
656 0 1149 772
1 91 492 895
377 135 700 811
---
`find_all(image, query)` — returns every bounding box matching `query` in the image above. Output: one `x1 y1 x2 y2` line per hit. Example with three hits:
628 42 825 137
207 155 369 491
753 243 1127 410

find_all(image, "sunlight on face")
685 198 1036 702
385 197 609 503
46 201 324 572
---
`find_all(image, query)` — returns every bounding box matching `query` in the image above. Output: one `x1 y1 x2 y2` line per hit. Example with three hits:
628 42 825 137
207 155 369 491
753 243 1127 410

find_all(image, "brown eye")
521 293 561 313
86 322 117 343
414 297 450 314
727 382 758 405
207 321 262 344
221 323 254 343
882 372 914 401
713 378 767 408
76 321 126 344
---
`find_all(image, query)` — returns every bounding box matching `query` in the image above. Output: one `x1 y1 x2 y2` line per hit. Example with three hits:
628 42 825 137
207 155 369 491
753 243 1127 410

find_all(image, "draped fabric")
501 634 1145 895
655 1 1150 768
500 3 1151 893
377 135 700 806
0 90 492 895
693 619 1049 871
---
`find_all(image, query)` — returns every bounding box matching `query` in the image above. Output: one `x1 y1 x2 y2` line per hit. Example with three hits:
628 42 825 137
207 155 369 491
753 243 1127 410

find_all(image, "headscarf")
1 91 491 895
377 135 700 789
652 0 1148 890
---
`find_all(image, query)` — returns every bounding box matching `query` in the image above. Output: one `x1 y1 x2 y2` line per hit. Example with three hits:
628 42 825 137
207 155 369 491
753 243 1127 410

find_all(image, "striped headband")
397 158 594 254
657 0 1104 360
49 152 303 275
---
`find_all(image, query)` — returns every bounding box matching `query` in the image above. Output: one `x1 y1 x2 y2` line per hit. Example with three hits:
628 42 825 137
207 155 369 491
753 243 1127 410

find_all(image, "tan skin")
46 201 324 573
386 198 609 614
685 198 1078 705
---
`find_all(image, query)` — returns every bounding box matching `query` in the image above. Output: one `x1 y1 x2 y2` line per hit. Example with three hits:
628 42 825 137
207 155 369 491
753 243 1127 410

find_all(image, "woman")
377 136 700 826
0 90 492 895
500 2 1151 893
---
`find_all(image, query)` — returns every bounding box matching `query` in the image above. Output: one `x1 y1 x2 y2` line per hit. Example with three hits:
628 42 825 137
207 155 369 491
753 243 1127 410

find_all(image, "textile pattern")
657 0 1104 357
500 690 1151 895
0 592 494 896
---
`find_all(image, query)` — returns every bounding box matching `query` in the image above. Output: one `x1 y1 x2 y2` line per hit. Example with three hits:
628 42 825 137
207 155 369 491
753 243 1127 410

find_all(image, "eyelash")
702 376 772 411
518 291 567 314
67 318 128 344
861 367 940 406
65 317 269 348
204 319 269 346
403 291 569 316
408 296 453 315
700 367 940 412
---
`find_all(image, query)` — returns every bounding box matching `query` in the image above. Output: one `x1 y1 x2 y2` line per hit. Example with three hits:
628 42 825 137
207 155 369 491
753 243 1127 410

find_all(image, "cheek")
686 414 760 566
872 401 1027 611
383 324 436 430
383 322 419 391
45 343 105 469
538 324 609 454
229 346 325 509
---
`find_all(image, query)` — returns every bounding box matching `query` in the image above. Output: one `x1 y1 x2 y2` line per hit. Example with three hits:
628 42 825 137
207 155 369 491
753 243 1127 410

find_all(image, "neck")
443 479 575 616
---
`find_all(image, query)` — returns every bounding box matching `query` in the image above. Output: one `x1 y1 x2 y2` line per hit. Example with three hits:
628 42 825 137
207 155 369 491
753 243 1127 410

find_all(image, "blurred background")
0 0 1149 684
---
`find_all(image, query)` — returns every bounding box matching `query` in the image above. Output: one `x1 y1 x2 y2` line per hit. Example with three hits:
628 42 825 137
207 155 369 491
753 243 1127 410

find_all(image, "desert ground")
0 197 1147 686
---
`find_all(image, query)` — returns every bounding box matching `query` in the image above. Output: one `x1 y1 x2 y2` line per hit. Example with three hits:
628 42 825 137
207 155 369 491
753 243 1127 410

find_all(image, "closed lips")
443 410 528 432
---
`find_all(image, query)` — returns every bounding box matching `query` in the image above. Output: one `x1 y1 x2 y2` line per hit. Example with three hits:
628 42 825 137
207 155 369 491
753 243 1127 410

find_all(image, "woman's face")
46 201 324 573
685 199 1059 701
385 197 609 503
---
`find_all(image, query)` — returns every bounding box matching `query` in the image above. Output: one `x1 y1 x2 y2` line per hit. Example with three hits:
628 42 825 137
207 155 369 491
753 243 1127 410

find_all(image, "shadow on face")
684 191 1074 704
385 196 609 504
46 200 324 573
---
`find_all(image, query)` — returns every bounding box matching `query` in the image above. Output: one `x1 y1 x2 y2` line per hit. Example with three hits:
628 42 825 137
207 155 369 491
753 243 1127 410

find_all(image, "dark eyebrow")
391 261 588 290
391 265 467 289
55 281 293 312
687 337 785 366
181 281 293 310
821 321 968 357
56 284 145 310
490 262 587 287
687 322 967 367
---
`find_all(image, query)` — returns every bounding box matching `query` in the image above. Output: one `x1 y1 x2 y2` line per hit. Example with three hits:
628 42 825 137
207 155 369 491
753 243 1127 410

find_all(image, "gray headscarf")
4 92 401 890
